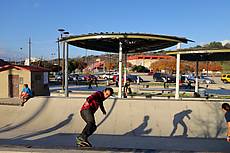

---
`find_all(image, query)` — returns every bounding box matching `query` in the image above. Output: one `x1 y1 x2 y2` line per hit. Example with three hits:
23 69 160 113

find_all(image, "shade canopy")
61 33 192 53
166 49 230 61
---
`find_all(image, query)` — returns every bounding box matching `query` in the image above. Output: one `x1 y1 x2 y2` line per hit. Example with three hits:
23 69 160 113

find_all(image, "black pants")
79 109 97 141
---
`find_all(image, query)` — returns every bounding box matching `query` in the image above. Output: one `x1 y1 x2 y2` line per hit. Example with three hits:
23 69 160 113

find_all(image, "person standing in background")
222 103 230 142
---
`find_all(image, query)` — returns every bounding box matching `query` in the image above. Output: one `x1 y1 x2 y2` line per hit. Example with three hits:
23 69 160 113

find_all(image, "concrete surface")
0 97 229 152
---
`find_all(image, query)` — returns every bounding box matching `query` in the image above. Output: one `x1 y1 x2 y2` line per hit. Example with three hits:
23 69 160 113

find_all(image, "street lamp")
63 31 69 35
19 47 23 65
57 29 69 92
57 29 65 71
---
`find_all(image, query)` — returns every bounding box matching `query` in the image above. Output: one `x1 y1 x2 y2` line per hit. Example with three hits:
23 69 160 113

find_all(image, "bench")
140 88 175 94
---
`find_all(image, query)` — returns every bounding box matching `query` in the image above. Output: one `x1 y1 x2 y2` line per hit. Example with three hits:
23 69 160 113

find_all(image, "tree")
132 65 149 72
204 41 223 49
127 62 133 68
104 61 115 71
224 43 230 49
68 60 76 73
74 58 87 72
150 59 202 74
150 58 176 74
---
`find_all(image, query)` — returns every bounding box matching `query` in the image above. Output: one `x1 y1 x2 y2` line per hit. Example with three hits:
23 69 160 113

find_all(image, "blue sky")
1 0 230 61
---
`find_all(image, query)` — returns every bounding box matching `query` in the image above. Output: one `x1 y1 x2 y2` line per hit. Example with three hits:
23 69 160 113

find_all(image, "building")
83 60 105 73
24 57 40 66
128 55 173 69
0 65 50 98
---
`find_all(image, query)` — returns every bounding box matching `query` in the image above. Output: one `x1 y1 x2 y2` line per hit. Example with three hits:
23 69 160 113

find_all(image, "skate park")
1 33 230 153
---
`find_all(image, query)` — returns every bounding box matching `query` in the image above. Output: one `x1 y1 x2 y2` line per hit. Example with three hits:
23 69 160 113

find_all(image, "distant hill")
0 59 10 67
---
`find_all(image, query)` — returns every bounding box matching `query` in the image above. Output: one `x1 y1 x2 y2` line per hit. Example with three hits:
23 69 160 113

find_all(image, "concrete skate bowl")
0 97 229 152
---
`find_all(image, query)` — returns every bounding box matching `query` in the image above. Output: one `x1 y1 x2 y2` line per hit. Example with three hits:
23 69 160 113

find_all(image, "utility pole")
28 38 31 66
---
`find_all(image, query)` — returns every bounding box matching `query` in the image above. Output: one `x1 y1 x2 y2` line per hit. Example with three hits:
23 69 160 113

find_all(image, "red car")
84 75 97 81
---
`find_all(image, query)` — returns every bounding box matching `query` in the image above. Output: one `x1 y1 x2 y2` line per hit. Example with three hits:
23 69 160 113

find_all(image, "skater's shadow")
170 109 192 137
0 97 49 133
124 115 152 136
13 113 74 140
97 98 117 127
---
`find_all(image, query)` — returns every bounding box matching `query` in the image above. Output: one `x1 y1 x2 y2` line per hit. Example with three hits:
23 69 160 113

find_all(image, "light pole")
58 29 65 71
19 47 23 65
57 29 69 91
62 31 69 93
28 38 31 66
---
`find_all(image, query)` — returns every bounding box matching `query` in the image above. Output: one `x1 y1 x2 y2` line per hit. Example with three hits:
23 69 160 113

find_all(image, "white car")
102 72 118 80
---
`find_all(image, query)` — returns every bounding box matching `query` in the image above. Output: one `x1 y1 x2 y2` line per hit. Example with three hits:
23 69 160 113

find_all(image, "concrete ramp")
0 97 229 152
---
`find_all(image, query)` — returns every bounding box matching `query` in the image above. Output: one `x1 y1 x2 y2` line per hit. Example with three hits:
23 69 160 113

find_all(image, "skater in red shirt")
76 87 114 147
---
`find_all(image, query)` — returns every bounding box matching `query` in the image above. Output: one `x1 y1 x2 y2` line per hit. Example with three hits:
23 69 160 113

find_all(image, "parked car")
113 75 118 82
152 72 164 82
221 74 230 83
187 76 196 83
102 72 118 80
55 74 62 81
55 74 75 81
84 74 97 81
153 73 176 83
199 77 215 84
78 75 86 81
69 74 79 81
181 75 195 83
113 74 143 83
127 75 143 83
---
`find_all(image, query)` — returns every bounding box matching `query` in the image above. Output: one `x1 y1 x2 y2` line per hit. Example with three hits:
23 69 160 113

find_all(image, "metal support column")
62 41 65 91
124 53 127 86
175 43 181 99
195 60 199 93
64 42 69 97
118 41 123 98
57 37 60 72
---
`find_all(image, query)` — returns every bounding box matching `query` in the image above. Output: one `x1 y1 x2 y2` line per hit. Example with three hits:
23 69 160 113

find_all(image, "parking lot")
49 73 230 99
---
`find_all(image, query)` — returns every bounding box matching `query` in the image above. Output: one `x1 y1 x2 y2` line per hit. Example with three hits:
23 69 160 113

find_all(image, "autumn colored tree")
104 61 115 71
150 58 176 74
197 61 222 71
127 62 133 68
149 59 222 74
74 59 87 72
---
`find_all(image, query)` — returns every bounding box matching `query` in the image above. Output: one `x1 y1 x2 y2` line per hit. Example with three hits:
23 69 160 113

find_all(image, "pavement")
0 98 21 106
0 136 229 153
